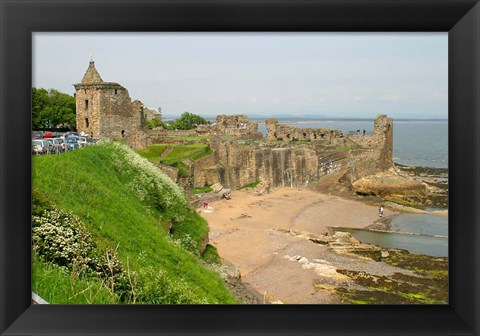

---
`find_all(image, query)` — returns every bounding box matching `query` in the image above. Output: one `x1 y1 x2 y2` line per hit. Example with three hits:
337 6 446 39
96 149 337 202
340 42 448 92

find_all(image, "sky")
33 32 448 119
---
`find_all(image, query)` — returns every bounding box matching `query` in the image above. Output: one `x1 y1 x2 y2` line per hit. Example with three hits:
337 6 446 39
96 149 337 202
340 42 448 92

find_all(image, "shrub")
32 205 132 300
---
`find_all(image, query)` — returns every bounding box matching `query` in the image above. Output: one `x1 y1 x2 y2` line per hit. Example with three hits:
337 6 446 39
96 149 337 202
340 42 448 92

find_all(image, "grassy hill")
137 143 212 177
32 140 237 304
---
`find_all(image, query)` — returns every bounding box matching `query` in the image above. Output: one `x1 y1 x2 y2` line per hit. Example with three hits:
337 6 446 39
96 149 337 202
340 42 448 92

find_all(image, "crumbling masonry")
74 61 150 149
193 115 393 190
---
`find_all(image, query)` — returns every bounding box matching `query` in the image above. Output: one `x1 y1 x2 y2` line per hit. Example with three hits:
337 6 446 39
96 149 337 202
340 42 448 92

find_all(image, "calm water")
257 119 448 169
335 213 449 257
388 213 448 236
339 226 448 257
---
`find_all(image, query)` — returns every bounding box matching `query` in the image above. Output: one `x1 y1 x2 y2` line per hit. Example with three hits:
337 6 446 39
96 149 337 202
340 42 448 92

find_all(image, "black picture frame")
1 0 479 335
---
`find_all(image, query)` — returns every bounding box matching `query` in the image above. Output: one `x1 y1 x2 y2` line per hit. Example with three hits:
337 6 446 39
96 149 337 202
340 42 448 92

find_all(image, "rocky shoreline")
201 182 448 304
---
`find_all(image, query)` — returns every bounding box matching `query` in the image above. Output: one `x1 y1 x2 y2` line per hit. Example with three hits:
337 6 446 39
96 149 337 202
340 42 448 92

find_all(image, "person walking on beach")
379 206 384 217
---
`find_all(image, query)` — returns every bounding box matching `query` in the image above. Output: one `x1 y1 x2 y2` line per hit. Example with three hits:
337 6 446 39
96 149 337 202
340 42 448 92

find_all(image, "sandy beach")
200 187 401 304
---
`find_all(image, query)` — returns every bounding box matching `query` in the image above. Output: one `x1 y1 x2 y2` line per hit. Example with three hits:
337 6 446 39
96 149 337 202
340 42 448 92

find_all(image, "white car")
76 136 88 147
52 138 66 153
32 139 51 154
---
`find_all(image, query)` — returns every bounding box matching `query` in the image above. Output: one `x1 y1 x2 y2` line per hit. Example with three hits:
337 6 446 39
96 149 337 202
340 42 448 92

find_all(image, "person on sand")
203 201 209 209
379 206 384 217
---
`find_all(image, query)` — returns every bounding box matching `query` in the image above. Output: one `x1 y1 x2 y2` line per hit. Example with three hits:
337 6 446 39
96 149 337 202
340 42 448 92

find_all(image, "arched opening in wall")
85 118 89 128
121 130 125 138
115 89 118 94
303 132 307 138
286 134 291 139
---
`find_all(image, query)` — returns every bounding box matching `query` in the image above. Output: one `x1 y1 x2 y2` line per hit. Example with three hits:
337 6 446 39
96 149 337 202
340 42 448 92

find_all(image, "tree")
32 88 76 129
146 119 171 130
171 112 210 130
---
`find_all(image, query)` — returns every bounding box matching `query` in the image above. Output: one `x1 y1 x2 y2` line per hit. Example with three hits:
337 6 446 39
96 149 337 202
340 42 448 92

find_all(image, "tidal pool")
337 213 448 257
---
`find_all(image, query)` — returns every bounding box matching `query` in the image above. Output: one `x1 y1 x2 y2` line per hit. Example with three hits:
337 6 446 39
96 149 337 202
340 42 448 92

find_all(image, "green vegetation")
144 112 210 130
171 112 210 130
32 141 237 304
138 144 213 177
290 140 310 145
192 185 213 194
238 180 261 190
146 119 171 130
336 250 448 304
382 196 426 210
202 245 222 265
32 88 76 129
169 135 212 142
136 144 169 161
32 254 118 304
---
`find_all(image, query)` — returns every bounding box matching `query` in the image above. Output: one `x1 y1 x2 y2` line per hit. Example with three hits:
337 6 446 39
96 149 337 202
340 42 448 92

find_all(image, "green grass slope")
32 140 237 304
137 144 213 177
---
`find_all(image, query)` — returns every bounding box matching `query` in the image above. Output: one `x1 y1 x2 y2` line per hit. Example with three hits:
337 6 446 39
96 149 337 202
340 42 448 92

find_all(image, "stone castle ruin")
192 115 393 190
73 61 150 149
265 118 345 144
74 61 394 192
196 114 263 140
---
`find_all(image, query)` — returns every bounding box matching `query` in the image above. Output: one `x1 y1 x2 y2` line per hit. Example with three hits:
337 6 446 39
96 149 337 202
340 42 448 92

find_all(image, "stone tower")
73 61 144 140
372 114 393 171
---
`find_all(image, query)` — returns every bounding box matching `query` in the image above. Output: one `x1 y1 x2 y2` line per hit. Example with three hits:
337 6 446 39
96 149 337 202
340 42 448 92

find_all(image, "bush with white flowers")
32 206 131 298
99 140 188 210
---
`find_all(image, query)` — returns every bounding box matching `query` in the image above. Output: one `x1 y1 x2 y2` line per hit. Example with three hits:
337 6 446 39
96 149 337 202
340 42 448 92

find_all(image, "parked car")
76 136 89 147
32 139 50 155
52 138 66 153
32 131 43 139
43 131 54 139
65 131 79 138
45 138 55 151
65 137 79 151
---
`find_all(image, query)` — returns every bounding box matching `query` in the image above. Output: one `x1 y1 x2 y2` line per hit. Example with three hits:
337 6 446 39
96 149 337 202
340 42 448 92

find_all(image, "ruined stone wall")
192 115 393 190
75 83 145 140
99 90 143 140
125 130 149 150
155 163 179 182
265 118 344 143
196 114 263 140
192 153 218 186
341 115 393 184
192 140 348 189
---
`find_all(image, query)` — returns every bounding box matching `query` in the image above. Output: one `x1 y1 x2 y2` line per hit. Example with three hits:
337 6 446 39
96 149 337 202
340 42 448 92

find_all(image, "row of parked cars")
32 131 96 155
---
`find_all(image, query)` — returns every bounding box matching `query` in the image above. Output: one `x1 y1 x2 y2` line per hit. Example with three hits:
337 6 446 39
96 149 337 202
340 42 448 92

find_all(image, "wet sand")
200 188 399 304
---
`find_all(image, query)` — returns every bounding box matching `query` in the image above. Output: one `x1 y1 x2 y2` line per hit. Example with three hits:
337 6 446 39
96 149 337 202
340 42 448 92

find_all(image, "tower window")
85 100 89 110
85 118 89 128
115 89 117 94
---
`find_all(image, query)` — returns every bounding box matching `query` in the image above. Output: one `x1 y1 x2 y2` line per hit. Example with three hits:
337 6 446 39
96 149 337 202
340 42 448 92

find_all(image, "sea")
256 119 448 169
255 118 449 256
